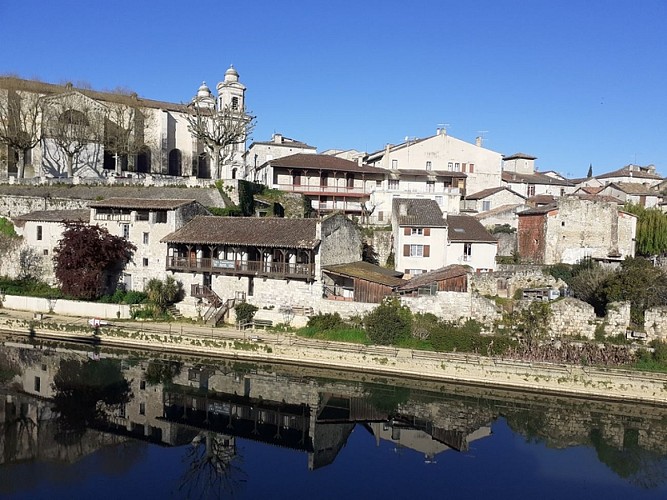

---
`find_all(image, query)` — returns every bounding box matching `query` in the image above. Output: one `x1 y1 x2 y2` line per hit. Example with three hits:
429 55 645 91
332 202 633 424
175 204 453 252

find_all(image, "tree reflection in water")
178 431 246 499
52 358 132 444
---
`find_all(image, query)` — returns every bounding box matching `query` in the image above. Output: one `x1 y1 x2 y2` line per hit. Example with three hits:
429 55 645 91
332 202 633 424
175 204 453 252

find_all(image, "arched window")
197 152 210 179
59 109 89 127
231 167 237 179
168 149 182 176
136 146 151 173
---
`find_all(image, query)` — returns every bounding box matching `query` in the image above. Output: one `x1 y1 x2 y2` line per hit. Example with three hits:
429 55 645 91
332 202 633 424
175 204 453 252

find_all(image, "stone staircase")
166 304 184 320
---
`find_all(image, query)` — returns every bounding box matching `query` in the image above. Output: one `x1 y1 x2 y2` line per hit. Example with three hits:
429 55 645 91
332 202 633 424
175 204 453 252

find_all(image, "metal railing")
171 257 314 278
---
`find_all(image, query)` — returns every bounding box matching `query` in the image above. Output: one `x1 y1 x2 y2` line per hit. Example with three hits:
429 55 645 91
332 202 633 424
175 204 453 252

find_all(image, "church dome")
224 65 239 82
197 81 212 98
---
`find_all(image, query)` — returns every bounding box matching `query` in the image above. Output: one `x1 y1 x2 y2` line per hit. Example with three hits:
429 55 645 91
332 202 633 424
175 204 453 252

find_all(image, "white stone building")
0 67 249 181
246 134 317 179
88 198 211 291
365 129 504 195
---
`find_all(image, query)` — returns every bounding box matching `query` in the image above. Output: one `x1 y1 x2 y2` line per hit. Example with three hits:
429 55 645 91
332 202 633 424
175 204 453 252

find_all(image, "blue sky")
1 0 666 178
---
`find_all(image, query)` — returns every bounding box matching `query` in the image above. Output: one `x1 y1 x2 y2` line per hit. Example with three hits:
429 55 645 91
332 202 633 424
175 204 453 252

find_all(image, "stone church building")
0 66 248 181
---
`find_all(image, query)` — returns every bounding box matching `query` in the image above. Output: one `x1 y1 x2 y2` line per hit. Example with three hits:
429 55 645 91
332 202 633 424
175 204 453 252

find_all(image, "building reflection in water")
1 336 667 491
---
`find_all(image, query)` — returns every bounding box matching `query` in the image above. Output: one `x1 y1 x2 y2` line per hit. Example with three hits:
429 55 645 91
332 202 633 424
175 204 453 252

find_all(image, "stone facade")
470 265 561 298
518 197 637 265
645 306 667 341
547 298 596 339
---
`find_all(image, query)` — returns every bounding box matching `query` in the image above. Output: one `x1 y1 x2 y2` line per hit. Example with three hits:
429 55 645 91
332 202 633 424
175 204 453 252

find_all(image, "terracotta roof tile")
162 216 320 249
13 209 90 224
269 154 386 174
502 171 573 186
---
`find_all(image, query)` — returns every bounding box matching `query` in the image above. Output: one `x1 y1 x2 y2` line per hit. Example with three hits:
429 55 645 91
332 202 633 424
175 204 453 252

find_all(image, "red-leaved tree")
53 223 136 300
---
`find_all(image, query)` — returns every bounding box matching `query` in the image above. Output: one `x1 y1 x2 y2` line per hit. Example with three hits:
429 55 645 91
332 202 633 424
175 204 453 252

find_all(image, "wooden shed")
397 264 471 296
322 261 406 303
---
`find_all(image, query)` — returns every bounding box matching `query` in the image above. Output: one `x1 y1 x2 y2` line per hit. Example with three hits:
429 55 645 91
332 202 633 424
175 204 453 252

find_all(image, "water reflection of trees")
144 359 182 386
178 431 246 499
52 358 132 444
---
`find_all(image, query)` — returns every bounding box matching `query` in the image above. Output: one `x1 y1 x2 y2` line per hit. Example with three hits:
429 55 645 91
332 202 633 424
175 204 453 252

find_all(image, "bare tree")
0 85 43 178
102 94 154 176
42 92 104 177
186 103 255 179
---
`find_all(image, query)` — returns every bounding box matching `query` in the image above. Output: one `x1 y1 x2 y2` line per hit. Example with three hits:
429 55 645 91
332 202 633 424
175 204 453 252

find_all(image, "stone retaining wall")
548 298 596 339
1 294 131 319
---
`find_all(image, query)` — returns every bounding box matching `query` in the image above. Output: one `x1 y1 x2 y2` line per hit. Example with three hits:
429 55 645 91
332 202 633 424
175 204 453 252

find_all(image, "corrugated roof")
323 261 406 287
90 198 197 210
161 216 320 249
392 198 446 227
397 264 470 291
268 154 386 174
447 215 497 242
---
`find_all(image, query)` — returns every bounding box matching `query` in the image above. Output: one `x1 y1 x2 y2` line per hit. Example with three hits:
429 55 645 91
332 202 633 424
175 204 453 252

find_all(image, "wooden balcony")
167 256 314 280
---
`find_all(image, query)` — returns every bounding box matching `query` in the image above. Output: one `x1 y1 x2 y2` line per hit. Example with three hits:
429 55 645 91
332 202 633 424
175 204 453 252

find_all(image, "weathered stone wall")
645 306 667 341
0 195 88 218
604 301 631 337
318 214 363 270
548 298 596 339
471 266 560 298
495 232 516 257
369 228 393 267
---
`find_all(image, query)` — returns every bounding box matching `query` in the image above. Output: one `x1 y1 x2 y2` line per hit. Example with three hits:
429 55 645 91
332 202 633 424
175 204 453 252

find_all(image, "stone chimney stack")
273 133 283 144
475 136 483 147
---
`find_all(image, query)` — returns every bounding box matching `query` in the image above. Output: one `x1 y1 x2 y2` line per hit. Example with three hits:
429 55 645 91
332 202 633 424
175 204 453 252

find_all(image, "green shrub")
364 297 412 345
307 312 346 331
0 218 18 238
235 302 258 324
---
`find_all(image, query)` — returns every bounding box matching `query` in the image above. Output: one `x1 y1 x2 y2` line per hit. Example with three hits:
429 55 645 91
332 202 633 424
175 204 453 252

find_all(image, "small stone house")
517 196 637 265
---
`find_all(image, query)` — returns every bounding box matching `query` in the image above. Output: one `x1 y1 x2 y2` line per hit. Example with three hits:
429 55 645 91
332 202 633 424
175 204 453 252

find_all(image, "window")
454 162 460 171
36 225 42 241
378 211 384 222
426 181 435 192
388 179 399 190
140 380 146 390
411 244 424 257
469 164 475 173
231 96 239 110
43 249 48 256
448 162 453 171
426 161 432 171
462 163 467 172
376 179 382 188
34 376 41 392
143 258 149 267
143 232 149 244
482 200 491 211
136 210 149 221
122 224 130 239
391 159 398 169
411 227 423 236
347 175 354 188
463 243 472 261
154 211 167 224
292 170 301 186
528 185 536 197
139 402 146 415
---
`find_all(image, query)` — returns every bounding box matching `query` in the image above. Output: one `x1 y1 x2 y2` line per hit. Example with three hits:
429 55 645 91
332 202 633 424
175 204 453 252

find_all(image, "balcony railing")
167 256 314 279
276 183 367 195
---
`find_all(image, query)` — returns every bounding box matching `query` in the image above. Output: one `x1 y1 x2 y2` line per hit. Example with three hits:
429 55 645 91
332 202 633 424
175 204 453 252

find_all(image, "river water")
1 333 666 499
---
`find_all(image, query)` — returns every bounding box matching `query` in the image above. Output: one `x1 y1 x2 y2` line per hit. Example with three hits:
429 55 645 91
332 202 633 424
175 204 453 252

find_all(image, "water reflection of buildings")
2 338 667 478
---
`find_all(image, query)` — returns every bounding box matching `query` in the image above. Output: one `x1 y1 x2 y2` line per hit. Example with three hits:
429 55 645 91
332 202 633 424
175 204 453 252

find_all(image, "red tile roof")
269 154 386 174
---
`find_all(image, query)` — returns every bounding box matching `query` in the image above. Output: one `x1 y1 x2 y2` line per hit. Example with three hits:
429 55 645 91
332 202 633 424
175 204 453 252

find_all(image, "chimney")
436 128 441 136
475 136 482 147
273 133 283 144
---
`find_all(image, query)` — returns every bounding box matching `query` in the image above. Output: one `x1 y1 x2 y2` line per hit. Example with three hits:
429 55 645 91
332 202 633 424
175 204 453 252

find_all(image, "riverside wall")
1 314 666 406
1 294 131 319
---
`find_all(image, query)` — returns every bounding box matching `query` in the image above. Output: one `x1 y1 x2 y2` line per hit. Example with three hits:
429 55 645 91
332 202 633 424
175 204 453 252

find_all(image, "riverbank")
1 307 666 405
